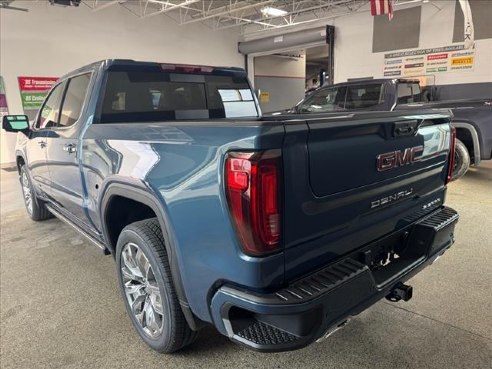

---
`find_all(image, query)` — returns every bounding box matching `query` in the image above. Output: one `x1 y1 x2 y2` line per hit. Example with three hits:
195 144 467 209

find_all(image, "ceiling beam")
240 1 365 35
91 0 127 12
142 0 201 18
213 0 355 31
180 0 275 25
225 15 281 29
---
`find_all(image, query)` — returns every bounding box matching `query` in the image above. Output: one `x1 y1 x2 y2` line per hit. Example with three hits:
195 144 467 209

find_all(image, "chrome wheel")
121 242 164 339
21 171 33 215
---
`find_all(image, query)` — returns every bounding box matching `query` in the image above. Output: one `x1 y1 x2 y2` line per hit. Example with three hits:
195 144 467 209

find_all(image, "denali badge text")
371 188 413 209
377 145 424 171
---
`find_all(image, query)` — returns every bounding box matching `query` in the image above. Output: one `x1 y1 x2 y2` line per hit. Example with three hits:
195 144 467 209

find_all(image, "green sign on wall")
20 92 48 110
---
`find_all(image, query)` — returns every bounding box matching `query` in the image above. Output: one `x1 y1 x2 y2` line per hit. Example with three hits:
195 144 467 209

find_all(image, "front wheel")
115 218 198 353
452 139 470 181
20 165 53 221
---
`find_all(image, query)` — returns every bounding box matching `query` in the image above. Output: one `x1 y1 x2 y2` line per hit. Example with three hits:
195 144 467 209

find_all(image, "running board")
45 204 110 255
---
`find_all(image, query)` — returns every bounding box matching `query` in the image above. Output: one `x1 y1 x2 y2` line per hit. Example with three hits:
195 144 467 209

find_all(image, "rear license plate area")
351 207 458 286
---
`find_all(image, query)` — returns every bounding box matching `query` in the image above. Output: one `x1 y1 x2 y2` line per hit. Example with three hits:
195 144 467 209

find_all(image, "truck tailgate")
282 111 453 280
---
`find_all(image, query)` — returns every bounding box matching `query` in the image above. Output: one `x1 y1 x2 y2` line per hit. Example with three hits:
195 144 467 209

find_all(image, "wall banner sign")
17 77 58 120
383 45 475 77
0 76 9 121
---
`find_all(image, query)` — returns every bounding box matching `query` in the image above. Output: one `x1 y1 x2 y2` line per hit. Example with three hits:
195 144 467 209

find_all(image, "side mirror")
2 115 30 135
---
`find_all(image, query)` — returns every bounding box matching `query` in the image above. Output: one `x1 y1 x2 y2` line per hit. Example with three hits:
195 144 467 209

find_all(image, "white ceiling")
3 0 427 35
80 0 366 34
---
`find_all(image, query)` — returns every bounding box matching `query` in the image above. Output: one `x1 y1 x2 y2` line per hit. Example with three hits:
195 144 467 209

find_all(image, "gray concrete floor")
1 163 491 369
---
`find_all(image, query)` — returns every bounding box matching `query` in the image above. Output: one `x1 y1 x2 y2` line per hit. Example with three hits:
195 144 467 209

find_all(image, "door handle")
63 143 77 154
38 140 47 148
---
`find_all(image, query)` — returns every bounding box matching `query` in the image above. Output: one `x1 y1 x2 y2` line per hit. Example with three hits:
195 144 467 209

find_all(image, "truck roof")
60 59 245 80
302 78 421 97
341 78 420 86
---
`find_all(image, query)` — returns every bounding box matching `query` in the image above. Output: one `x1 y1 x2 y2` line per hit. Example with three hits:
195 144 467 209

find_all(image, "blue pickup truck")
2 60 459 353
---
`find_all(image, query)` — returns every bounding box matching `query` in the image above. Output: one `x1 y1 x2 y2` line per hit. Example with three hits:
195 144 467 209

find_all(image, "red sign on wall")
18 77 58 92
427 53 448 61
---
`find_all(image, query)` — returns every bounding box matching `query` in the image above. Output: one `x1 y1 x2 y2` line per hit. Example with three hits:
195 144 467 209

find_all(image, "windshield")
98 68 259 123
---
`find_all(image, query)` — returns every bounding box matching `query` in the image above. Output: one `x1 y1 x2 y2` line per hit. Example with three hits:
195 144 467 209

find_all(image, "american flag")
370 0 394 20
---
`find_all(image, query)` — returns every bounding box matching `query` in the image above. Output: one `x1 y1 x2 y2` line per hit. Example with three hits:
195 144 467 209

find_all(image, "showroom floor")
1 163 491 369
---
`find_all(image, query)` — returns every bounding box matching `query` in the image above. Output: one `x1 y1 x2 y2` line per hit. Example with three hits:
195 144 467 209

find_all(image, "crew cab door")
27 81 67 197
45 73 92 224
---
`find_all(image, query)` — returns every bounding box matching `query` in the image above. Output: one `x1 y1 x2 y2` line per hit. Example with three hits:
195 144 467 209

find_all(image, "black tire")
115 218 198 353
19 165 53 221
452 139 470 180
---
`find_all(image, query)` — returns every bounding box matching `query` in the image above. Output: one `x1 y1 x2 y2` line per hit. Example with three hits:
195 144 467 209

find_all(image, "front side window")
299 87 346 113
35 81 65 129
345 84 384 109
59 73 91 127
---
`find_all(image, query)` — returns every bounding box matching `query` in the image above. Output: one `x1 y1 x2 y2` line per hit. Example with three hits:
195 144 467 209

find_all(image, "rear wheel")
452 139 470 180
20 165 53 221
116 218 198 353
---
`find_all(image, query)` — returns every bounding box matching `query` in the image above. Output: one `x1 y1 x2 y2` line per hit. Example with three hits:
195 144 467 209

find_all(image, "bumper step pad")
236 320 301 346
274 259 367 303
419 206 458 230
411 206 458 256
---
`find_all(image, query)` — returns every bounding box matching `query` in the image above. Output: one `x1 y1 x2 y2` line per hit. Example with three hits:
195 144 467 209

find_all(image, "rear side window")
59 73 91 127
345 84 384 109
397 83 422 104
35 81 66 129
99 69 258 123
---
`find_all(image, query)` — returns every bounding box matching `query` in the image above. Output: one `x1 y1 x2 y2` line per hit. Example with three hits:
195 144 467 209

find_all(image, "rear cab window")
97 64 259 123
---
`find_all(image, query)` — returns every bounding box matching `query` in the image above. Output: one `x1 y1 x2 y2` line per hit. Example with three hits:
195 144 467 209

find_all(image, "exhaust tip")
316 319 350 343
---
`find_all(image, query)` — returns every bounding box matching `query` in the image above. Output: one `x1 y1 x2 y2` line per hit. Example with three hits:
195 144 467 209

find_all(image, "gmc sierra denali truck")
3 60 459 354
273 78 492 179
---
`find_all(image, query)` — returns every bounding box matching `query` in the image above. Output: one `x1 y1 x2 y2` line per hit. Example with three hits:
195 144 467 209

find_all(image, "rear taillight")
446 126 457 183
225 150 281 256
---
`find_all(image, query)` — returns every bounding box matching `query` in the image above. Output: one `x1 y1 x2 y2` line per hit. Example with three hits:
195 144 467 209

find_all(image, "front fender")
15 150 26 172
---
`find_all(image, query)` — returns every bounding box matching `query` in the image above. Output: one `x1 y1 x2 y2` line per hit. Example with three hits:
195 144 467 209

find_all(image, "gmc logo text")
377 145 424 171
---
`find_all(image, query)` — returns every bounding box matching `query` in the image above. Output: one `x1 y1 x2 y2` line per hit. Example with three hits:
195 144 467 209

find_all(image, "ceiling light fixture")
261 6 288 17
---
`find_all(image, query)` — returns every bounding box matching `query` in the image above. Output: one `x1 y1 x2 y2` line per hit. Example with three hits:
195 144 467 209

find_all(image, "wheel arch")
99 178 204 330
16 152 26 174
451 121 481 165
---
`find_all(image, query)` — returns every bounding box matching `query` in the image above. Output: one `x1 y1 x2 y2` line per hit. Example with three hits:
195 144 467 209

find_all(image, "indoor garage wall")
333 1 492 85
254 54 305 113
241 1 491 95
0 1 243 165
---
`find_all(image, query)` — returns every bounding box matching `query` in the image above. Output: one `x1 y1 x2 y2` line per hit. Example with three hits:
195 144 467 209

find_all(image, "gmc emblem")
377 145 423 171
